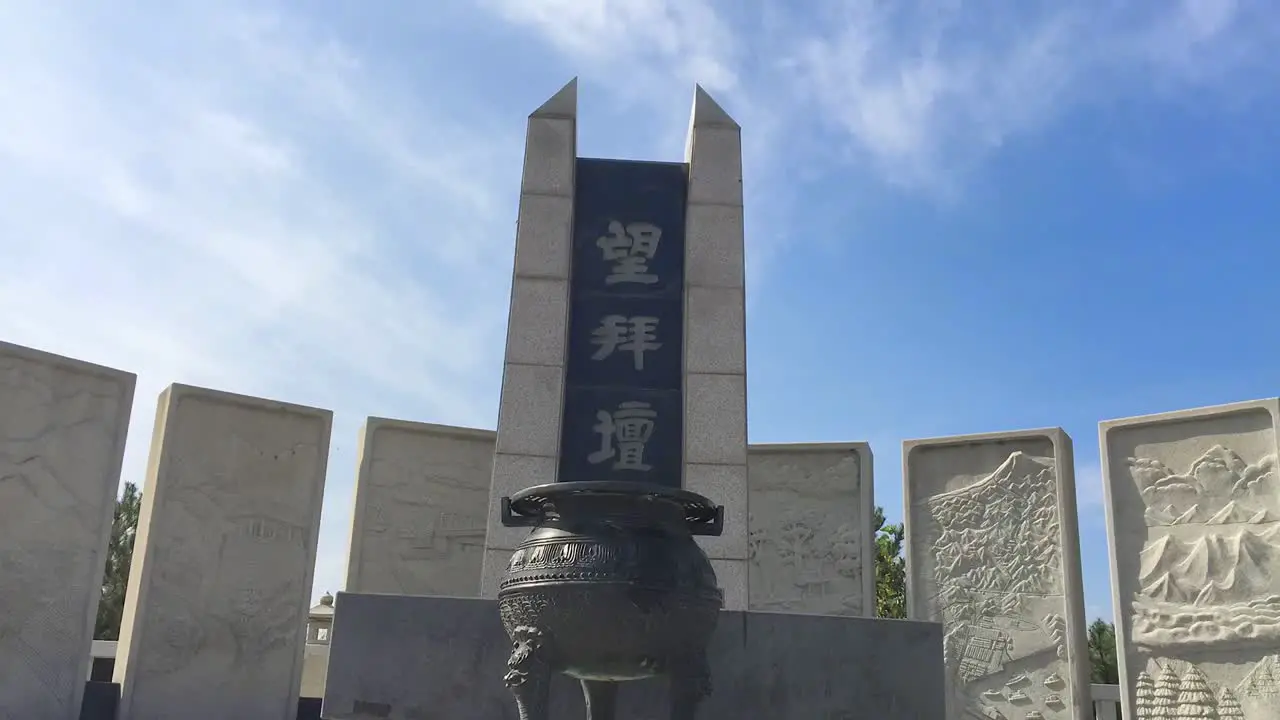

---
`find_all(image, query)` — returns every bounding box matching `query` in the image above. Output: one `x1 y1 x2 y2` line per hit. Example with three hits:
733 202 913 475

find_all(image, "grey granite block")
322 593 944 719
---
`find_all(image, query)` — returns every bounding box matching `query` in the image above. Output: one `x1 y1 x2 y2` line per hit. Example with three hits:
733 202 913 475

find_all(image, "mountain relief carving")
921 450 1072 719
1129 445 1280 647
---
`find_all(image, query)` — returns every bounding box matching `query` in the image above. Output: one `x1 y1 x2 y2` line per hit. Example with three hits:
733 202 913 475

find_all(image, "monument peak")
530 77 577 119
688 84 739 129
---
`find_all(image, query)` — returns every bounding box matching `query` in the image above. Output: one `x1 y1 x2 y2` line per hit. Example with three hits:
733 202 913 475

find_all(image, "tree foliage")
1088 618 1119 684
873 505 907 619
95 482 141 640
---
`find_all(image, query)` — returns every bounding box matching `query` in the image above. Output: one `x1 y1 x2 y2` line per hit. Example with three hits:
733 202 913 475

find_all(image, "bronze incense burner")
497 480 724 719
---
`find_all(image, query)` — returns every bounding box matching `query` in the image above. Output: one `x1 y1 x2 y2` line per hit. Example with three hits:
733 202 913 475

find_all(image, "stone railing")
1091 683 1121 719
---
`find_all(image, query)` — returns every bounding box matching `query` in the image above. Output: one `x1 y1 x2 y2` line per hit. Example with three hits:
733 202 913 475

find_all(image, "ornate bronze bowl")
498 481 724 720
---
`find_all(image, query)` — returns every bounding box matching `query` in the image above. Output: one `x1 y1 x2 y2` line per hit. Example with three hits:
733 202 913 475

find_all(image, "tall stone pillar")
682 87 749 609
480 83 750 611
480 80 578 596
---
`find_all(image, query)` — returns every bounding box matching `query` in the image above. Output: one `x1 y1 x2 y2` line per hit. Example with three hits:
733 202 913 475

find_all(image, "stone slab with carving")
0 342 135 719
344 419 493 596
747 442 875 616
113 384 331 720
904 428 1090 720
1102 398 1280 720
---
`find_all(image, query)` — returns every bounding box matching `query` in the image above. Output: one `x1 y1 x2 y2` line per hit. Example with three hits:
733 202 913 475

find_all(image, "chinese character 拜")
596 220 661 285
590 315 661 370
587 401 656 471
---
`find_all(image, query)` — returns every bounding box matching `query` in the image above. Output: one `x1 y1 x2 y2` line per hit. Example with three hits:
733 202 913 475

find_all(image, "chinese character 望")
596 220 661 285
590 315 661 370
587 401 657 471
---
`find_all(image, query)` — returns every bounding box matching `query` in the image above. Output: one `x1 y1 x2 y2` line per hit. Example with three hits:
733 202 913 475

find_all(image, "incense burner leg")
582 679 619 720
504 626 552 720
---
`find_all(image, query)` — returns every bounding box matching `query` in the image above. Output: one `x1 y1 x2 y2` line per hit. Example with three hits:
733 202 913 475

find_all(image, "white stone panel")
747 443 875 617
344 419 493 596
1101 398 1280 720
904 428 1089 720
684 286 746 375
685 463 748 561
513 194 573 279
684 373 747 466
684 204 744 289
520 118 574 197
114 384 331 720
493 363 563 458
686 127 743 207
0 341 134 719
503 278 569 367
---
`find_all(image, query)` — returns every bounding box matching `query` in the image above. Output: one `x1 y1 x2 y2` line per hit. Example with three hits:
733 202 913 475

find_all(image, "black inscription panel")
558 158 687 488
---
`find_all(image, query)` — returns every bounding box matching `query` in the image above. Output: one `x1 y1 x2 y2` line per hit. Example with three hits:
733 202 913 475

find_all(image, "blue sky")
3 0 1279 625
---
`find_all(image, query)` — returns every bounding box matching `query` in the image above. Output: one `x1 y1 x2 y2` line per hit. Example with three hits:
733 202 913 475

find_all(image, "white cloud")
0 3 524 599
788 0 1280 194
480 0 740 95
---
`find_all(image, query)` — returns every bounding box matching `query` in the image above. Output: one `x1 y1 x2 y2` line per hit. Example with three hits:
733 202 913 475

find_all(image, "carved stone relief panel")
0 342 134 719
114 385 331 720
345 419 493 597
746 443 875 616
1102 398 1280 720
904 429 1089 720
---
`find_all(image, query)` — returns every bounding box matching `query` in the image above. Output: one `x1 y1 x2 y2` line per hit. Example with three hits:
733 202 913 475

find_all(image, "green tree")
1087 618 1119 684
873 505 907 619
95 482 141 640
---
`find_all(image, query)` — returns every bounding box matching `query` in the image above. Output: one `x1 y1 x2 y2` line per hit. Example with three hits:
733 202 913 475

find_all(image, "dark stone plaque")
558 386 683 485
559 158 688 488
564 295 682 392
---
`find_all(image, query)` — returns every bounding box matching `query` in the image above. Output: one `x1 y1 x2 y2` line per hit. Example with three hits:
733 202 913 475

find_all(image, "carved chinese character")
596 220 661 285
590 315 661 370
587 401 657 471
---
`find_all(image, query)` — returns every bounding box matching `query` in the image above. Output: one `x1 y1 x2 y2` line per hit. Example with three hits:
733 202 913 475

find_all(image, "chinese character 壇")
587 400 657 471
590 314 661 370
596 220 661 285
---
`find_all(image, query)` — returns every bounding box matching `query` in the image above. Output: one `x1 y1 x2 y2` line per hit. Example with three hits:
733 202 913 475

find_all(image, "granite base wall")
77 682 321 720
322 593 945 719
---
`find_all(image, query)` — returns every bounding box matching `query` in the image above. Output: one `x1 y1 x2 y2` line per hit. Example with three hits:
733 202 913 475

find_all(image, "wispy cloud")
786 0 1280 195
0 2 525 596
480 0 740 95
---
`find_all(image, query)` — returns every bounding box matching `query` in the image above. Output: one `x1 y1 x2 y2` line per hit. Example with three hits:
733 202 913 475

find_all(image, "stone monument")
0 341 135 719
747 442 875 616
484 74 735 718
480 79 750 611
903 428 1090 720
321 80 946 719
343 418 490 596
1101 398 1280 720
113 384 332 719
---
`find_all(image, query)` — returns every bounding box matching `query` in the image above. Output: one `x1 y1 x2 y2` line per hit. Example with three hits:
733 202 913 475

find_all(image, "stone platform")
321 593 945 719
